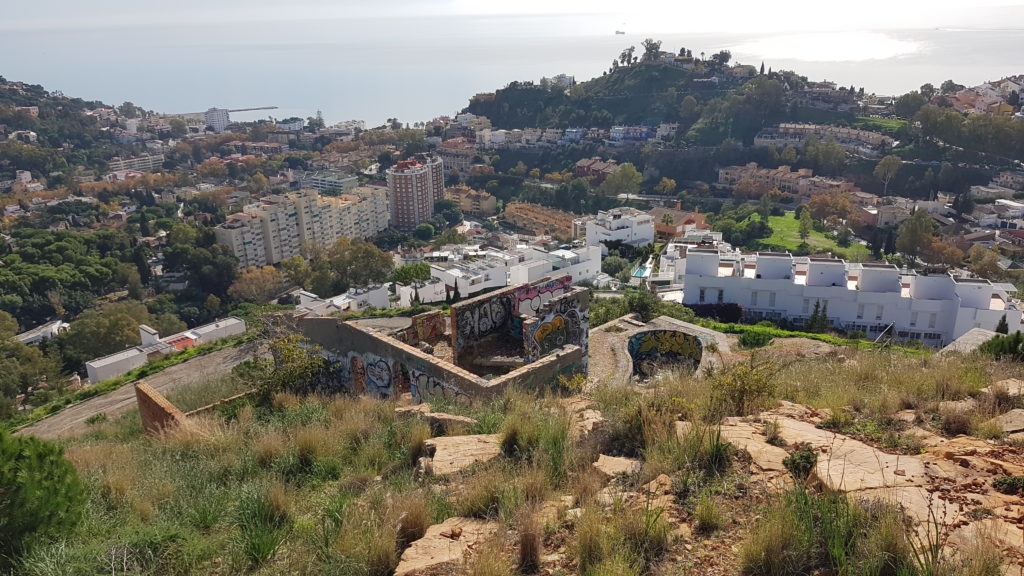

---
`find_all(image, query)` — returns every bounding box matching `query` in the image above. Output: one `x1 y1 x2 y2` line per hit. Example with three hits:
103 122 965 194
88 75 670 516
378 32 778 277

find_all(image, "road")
17 343 259 441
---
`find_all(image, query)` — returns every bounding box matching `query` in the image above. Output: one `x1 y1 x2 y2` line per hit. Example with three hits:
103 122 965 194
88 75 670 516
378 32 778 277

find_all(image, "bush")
0 432 86 564
709 360 778 417
783 444 818 482
738 330 773 349
689 303 744 323
992 475 1024 495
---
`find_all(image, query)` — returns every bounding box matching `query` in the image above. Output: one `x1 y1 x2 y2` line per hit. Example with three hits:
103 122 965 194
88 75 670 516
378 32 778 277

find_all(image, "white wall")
86 349 147 383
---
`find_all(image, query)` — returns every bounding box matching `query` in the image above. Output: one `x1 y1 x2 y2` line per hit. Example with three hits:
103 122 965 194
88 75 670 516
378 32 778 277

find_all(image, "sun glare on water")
733 31 922 62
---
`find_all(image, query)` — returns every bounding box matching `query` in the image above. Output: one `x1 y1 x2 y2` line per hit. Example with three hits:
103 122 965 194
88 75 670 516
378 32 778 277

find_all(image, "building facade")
107 154 166 172
444 185 497 217
585 207 655 253
386 154 444 231
682 249 1022 346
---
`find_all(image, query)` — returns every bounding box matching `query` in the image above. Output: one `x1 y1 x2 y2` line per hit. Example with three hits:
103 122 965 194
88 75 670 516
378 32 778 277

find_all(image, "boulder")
939 398 978 414
424 412 478 435
981 379 1024 398
592 454 642 479
984 408 1024 434
420 434 502 476
893 410 917 424
395 517 499 575
719 418 789 473
395 404 431 418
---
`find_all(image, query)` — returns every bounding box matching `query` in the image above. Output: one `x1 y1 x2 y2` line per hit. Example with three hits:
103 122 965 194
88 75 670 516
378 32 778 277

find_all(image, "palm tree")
661 213 675 227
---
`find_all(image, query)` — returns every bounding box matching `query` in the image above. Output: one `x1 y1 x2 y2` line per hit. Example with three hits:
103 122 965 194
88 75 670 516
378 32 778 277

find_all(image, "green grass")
851 116 908 134
750 212 871 262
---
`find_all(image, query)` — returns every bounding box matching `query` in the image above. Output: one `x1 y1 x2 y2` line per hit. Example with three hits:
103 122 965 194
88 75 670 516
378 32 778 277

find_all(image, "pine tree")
996 314 1009 334
807 300 822 332
819 302 830 333
760 61 765 75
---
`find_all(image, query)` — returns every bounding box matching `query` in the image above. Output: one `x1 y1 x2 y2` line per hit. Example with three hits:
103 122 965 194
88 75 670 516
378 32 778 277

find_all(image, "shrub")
617 506 671 568
763 419 784 447
940 409 972 436
500 396 571 483
992 475 1024 495
235 483 292 566
0 432 86 565
783 444 818 482
689 303 744 323
709 359 778 417
738 330 773 349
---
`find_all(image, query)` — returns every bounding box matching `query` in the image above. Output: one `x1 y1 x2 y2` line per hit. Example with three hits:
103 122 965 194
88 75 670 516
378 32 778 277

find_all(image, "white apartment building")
682 249 1023 347
585 207 655 254
507 245 602 286
215 212 267 268
215 188 389 267
300 170 358 194
204 108 231 132
293 285 391 316
107 153 166 172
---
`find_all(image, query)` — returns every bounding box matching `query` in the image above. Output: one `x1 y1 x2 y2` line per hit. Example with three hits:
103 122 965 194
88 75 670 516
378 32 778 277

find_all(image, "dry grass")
255 430 286 467
468 532 514 576
693 492 724 534
294 426 327 466
394 491 432 549
570 466 606 508
517 506 543 573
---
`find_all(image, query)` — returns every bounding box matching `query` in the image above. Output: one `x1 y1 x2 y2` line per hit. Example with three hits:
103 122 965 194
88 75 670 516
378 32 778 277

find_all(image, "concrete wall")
86 348 147 383
521 288 590 365
450 285 518 364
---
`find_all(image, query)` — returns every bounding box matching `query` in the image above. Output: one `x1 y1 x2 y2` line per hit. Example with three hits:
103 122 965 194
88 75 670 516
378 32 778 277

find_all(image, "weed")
573 507 607 575
394 492 431 549
235 483 291 566
84 413 107 426
518 507 542 573
992 475 1024 495
783 444 818 482
940 409 973 436
693 492 724 534
763 418 784 447
468 533 513 576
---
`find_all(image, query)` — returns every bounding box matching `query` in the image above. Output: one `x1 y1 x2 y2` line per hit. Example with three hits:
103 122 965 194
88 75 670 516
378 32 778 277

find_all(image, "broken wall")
521 288 590 365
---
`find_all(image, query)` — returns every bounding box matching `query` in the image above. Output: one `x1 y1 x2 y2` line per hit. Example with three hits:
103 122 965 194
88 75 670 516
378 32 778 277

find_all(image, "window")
699 288 706 303
768 292 776 307
802 298 810 314
751 292 759 306
857 304 864 320
910 312 918 327
717 291 724 304
875 306 883 321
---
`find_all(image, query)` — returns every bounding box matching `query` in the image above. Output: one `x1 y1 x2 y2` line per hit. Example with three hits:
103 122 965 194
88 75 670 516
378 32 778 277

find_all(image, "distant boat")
615 30 625 35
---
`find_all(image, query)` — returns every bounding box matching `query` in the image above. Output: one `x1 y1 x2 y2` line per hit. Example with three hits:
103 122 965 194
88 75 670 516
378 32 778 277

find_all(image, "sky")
3 0 1024 33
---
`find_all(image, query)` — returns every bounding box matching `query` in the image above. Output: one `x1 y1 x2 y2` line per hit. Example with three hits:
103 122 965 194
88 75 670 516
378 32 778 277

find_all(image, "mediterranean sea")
1 13 1021 126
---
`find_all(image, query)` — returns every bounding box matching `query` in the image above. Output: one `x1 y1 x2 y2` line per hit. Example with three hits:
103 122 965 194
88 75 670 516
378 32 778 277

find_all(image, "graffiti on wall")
409 368 469 400
627 330 703 377
512 275 572 316
318 349 410 399
397 310 447 344
453 293 513 350
522 290 590 364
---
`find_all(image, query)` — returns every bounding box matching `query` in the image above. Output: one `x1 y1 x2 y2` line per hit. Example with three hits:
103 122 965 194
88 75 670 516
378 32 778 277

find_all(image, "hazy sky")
4 0 1024 33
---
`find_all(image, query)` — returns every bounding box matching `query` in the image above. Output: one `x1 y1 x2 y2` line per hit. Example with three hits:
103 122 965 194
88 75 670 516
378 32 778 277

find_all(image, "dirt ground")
17 342 259 441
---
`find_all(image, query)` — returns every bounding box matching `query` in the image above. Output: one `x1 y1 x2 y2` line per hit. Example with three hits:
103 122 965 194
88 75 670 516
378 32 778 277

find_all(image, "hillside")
11 327 1024 576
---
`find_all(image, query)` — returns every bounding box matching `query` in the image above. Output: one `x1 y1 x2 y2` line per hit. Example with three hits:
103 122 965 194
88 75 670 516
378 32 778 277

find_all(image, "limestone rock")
719 417 789 472
592 454 642 479
984 408 1024 434
395 517 499 575
893 410 917 424
939 398 978 414
982 378 1024 398
675 421 693 439
641 474 673 495
420 434 502 476
395 404 431 418
424 412 478 435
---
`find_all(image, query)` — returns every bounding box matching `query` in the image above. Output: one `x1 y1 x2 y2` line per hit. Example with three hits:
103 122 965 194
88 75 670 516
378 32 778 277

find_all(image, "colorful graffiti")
318 350 398 399
397 310 447 344
453 293 513 350
522 290 590 364
627 330 703 377
512 275 572 316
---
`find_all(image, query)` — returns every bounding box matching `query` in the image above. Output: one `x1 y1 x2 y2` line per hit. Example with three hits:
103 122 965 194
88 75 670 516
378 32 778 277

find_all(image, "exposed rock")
981 378 1024 398
592 454 642 479
984 408 1024 434
419 434 502 476
424 412 478 435
893 410 917 424
565 508 583 523
394 517 499 575
395 404 431 418
675 421 693 438
641 474 673 495
719 418 789 473
939 398 978 414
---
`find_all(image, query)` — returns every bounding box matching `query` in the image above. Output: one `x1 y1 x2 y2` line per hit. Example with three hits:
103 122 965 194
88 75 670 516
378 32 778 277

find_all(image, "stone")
571 409 607 446
641 474 673 495
984 409 1024 434
592 454 642 479
675 421 693 439
719 417 789 473
424 412 478 435
893 410 917 424
420 434 502 476
939 398 978 414
981 379 1024 398
565 508 583 523
395 404 431 418
394 517 499 575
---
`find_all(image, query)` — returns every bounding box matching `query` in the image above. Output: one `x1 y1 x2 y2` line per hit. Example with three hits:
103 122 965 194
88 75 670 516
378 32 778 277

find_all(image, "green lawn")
852 116 907 135
753 212 872 261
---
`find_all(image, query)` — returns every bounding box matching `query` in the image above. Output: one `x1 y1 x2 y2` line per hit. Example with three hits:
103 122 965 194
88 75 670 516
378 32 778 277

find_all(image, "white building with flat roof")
585 207 655 254
682 250 1022 346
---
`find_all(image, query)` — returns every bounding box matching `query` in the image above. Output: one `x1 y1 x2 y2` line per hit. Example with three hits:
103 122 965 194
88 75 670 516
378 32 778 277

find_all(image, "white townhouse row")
681 249 1022 347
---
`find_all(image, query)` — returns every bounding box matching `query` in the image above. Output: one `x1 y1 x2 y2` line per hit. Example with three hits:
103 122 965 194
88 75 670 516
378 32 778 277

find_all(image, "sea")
1 14 1022 127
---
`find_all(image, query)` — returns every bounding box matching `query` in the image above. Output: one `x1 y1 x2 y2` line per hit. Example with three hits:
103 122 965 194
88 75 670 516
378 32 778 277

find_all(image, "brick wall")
134 381 186 434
